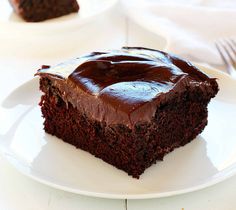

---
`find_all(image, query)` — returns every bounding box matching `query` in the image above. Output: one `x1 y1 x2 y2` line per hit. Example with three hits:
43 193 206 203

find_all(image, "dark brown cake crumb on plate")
36 47 219 178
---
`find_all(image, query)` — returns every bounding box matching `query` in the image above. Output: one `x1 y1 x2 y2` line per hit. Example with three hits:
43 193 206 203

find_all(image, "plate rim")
1 147 236 200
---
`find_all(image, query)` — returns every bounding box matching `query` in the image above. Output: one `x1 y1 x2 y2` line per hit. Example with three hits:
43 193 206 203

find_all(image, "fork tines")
215 38 236 76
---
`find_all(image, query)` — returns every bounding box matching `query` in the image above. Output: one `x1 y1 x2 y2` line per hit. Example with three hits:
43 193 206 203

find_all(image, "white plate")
0 0 119 59
0 65 236 199
0 0 118 28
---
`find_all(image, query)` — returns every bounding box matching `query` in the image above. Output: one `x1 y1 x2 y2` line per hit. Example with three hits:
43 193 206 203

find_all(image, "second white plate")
0 65 236 199
0 0 118 28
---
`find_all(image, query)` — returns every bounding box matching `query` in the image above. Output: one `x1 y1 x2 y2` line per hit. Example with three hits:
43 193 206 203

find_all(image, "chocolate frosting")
37 47 218 128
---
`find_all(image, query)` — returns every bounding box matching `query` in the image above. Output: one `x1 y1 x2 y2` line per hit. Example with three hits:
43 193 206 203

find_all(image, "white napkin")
122 0 236 65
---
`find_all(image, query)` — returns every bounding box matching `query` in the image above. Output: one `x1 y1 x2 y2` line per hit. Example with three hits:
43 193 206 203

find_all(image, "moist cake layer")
9 0 79 22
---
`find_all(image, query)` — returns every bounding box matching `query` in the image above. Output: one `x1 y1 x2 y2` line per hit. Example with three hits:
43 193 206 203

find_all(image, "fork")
215 38 236 78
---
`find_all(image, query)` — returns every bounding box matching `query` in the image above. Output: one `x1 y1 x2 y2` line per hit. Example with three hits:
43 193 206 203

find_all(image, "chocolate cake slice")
36 47 219 178
9 0 79 22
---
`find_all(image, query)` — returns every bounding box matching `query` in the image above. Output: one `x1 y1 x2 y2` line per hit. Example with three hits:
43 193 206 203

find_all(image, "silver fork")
215 38 236 78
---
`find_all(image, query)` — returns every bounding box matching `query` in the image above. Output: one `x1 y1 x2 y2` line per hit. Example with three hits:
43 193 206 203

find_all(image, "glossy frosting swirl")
37 47 217 128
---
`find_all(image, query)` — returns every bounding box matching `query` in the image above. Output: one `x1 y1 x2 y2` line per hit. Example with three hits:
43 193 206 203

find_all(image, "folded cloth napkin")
122 0 236 65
